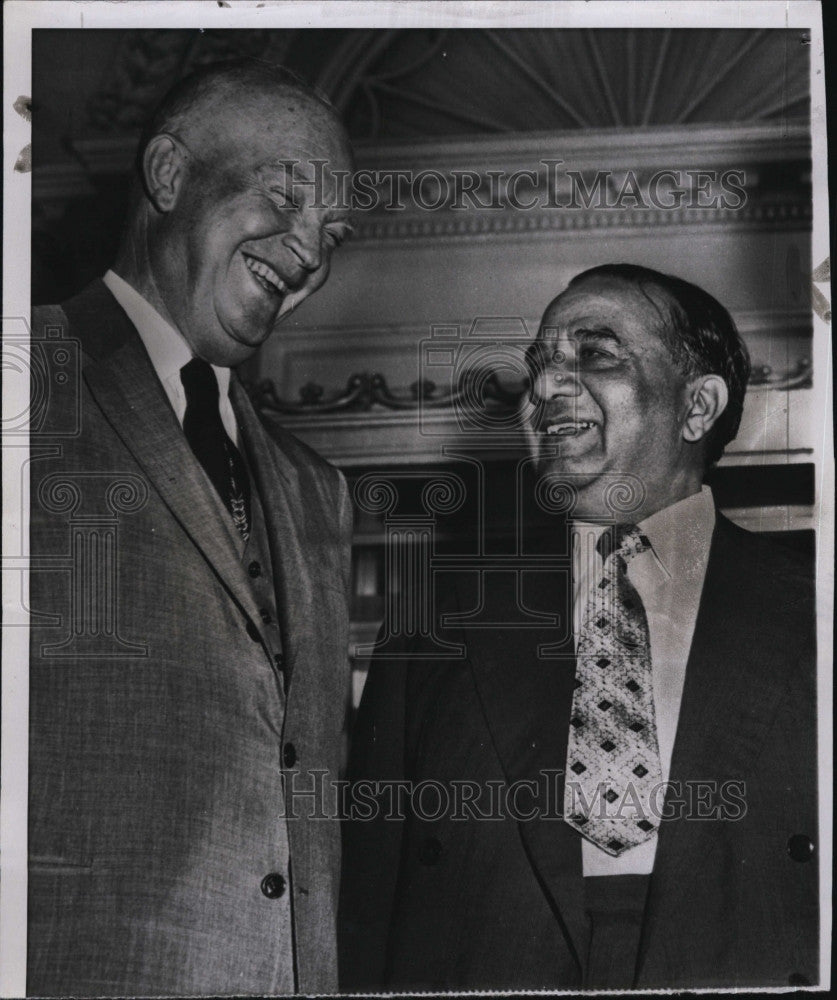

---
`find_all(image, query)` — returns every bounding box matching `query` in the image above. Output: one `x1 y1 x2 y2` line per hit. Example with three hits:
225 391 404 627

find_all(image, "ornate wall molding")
347 121 811 242
248 370 522 417
350 201 811 243
248 357 811 420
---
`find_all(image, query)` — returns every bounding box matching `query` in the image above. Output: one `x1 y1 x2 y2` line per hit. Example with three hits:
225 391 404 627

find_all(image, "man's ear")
142 134 186 213
683 374 729 443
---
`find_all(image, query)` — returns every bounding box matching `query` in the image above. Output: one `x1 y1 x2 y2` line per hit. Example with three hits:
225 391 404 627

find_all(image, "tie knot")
596 524 651 562
180 357 219 407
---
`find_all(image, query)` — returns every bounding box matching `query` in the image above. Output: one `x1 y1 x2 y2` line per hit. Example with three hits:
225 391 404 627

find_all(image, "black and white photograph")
1 1 832 996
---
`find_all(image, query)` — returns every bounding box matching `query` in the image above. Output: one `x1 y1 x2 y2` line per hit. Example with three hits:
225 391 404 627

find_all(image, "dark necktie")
564 524 662 856
180 358 251 541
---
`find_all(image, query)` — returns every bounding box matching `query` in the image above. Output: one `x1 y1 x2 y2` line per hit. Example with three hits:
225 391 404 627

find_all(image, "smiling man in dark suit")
339 264 818 991
29 60 354 995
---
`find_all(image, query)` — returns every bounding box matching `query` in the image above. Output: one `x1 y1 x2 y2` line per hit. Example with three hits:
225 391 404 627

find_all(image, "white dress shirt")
102 270 239 445
571 485 716 875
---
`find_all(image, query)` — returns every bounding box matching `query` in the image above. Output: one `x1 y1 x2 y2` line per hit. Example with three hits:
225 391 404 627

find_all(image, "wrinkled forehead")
187 85 351 171
538 274 675 341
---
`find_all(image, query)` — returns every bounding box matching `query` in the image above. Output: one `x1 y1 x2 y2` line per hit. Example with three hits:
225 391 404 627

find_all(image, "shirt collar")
102 269 231 400
637 485 716 580
571 485 716 582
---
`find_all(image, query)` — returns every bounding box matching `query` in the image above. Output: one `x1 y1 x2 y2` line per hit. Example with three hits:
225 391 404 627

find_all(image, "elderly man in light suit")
29 59 354 995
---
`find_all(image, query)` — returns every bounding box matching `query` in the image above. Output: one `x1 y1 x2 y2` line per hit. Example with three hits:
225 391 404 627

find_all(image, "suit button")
248 560 261 578
275 652 285 670
787 834 815 862
260 608 272 625
246 619 260 642
283 743 297 768
419 837 444 866
260 873 286 899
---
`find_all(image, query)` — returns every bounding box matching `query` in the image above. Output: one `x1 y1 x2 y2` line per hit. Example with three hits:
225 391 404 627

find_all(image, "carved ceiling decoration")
323 28 811 140
82 28 809 145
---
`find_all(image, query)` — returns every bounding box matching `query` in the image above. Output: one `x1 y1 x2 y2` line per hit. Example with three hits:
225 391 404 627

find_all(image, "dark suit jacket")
28 281 352 995
338 512 818 991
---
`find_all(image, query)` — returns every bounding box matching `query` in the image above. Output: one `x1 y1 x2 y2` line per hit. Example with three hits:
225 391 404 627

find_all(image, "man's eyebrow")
575 325 621 343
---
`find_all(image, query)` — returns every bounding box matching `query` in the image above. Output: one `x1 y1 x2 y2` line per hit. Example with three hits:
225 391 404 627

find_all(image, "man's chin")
198 327 264 367
534 458 611 518
536 452 600 482
218 311 277 357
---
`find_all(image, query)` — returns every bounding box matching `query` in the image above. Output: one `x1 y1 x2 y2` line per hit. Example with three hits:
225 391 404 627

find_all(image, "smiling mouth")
544 420 597 437
243 253 287 299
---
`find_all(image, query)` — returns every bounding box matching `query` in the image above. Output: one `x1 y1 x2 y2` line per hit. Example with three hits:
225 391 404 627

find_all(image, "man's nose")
532 347 581 399
282 216 322 273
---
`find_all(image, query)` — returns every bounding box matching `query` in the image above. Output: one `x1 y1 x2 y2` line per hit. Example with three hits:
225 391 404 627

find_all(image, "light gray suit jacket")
28 281 352 995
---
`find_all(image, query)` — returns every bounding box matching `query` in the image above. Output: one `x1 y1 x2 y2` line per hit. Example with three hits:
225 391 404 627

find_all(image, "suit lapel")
460 565 589 971
667 518 787 786
637 516 790 981
69 282 269 632
231 378 342 693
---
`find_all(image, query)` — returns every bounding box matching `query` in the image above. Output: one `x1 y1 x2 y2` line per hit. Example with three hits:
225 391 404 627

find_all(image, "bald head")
116 58 354 367
136 58 345 168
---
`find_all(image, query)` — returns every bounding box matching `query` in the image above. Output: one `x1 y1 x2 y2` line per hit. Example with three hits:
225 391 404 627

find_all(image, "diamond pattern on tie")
564 524 662 856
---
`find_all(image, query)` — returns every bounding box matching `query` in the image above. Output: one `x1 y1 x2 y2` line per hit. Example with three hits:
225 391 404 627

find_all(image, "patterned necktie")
180 358 251 541
564 524 662 856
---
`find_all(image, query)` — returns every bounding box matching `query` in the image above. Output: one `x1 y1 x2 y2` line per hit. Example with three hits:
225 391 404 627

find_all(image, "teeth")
545 421 595 436
243 255 286 296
